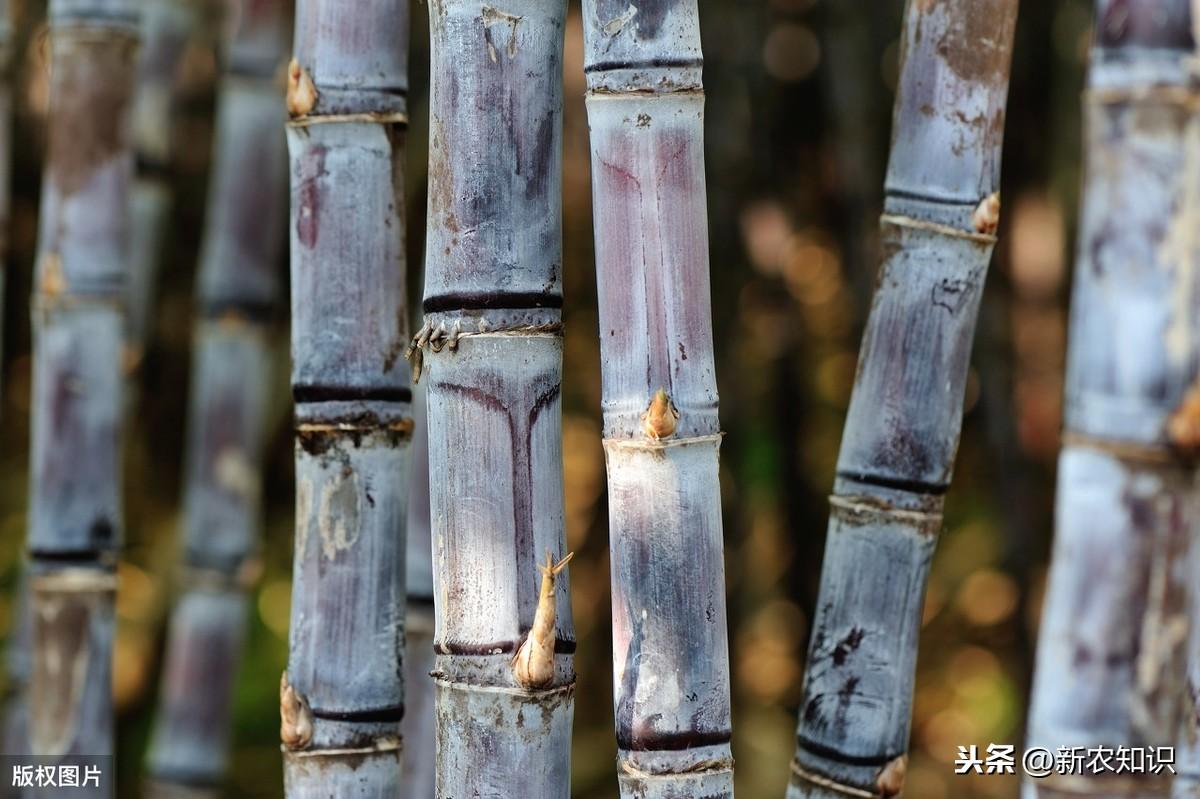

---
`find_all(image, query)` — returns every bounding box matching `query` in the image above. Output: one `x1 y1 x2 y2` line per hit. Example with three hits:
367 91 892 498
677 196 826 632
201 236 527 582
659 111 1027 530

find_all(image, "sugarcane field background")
0 0 1168 796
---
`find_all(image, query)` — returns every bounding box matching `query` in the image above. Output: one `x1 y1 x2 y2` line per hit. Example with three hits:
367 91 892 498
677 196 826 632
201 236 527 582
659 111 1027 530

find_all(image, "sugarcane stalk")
401 384 435 797
27 0 139 769
143 0 290 793
1027 4 1199 797
409 0 573 794
282 0 413 793
125 0 196 374
580 1 733 795
786 2 1019 797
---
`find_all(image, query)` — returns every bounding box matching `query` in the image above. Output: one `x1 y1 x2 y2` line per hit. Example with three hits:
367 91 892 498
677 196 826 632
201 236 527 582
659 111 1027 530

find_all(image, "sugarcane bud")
875 754 907 797
279 671 314 750
286 58 318 118
642 388 679 440
1168 381 1200 452
121 344 142 377
512 550 573 689
38 251 66 297
972 192 1001 235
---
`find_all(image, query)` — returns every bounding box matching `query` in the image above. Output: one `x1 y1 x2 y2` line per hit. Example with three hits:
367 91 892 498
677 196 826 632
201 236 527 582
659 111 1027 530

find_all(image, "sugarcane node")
286 58 317 118
875 754 907 797
279 671 314 750
512 550 574 689
641 387 679 440
972 192 1001 235
1167 381 1200 454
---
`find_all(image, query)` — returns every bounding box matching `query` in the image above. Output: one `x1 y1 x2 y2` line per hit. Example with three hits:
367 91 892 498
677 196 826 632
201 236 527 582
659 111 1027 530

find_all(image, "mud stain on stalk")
428 119 451 223
482 5 522 63
49 34 138 194
933 0 1016 85
595 0 670 38
318 468 360 560
601 5 637 37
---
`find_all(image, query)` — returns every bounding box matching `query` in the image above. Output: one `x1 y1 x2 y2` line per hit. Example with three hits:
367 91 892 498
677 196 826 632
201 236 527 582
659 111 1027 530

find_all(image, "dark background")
0 0 1088 796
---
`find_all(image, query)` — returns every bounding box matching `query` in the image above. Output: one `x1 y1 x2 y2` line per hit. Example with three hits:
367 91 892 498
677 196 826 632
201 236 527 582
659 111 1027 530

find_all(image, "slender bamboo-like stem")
126 0 195 370
143 0 290 793
1027 4 1198 797
580 1 733 796
409 0 573 794
282 0 412 794
401 385 436 797
27 0 139 766
786 2 1018 797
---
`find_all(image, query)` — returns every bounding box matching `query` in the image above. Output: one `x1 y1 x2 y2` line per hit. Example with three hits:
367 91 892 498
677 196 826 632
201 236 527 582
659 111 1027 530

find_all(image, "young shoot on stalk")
512 551 574 689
